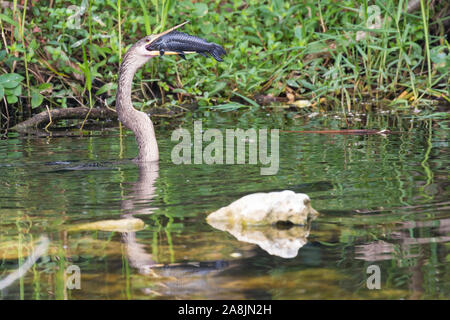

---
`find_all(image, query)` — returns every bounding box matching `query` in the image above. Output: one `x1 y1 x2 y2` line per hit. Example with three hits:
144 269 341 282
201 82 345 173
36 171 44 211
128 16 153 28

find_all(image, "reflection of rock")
207 190 318 226
207 220 311 258
206 190 318 258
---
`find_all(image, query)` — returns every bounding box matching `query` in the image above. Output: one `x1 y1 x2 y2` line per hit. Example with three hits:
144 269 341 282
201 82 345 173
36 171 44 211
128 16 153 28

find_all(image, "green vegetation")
0 0 449 128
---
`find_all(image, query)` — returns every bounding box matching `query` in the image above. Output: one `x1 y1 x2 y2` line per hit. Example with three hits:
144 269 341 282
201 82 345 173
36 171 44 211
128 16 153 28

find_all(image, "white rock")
206 190 317 226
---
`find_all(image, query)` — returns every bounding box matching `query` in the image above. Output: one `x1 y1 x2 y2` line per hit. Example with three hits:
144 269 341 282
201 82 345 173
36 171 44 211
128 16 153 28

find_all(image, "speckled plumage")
116 30 225 163
116 43 159 163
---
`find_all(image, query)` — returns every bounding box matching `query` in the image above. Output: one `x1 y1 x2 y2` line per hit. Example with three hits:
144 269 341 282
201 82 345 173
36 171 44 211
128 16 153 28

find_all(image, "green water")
0 111 448 299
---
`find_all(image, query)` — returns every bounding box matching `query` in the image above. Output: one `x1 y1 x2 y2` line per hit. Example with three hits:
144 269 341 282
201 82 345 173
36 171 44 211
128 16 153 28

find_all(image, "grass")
0 0 448 128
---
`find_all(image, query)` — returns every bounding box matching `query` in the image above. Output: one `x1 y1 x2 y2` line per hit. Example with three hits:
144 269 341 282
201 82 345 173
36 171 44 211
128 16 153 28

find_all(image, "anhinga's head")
123 20 225 70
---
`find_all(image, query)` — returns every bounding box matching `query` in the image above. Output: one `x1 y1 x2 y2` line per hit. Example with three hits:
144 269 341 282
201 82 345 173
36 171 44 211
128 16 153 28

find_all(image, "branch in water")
11 107 117 133
0 236 49 290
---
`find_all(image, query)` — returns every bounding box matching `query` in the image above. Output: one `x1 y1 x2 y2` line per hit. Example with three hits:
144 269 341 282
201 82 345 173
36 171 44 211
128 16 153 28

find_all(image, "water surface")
0 111 448 299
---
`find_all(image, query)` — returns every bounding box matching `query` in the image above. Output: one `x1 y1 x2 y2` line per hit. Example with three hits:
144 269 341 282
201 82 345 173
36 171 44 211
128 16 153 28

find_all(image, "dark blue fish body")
146 31 226 61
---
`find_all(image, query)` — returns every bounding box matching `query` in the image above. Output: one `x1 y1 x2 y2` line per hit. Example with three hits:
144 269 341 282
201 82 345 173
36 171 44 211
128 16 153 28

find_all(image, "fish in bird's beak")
145 21 193 56
144 21 226 62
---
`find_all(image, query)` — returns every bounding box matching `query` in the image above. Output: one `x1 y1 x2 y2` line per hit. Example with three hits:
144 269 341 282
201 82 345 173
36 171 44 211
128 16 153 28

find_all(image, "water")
0 111 448 299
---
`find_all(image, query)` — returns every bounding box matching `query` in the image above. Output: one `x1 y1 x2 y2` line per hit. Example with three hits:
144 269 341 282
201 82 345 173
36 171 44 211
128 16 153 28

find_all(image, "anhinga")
116 21 225 162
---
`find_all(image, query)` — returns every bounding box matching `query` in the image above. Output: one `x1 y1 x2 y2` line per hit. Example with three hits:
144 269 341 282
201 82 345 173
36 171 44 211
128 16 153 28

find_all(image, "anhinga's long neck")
116 54 159 162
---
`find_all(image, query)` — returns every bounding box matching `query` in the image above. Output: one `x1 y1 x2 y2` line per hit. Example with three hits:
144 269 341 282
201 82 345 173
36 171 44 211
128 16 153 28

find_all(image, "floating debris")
67 218 145 232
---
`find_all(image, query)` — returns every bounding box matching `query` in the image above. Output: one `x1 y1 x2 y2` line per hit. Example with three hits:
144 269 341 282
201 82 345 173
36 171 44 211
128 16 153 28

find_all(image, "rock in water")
206 190 317 226
67 218 145 232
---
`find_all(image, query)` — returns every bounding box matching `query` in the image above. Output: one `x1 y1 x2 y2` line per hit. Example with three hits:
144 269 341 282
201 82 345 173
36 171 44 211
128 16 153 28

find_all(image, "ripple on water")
0 115 448 299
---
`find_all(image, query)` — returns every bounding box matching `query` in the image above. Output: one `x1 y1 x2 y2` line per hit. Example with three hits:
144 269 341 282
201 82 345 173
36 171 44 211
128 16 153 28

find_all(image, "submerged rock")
207 190 318 226
67 218 145 232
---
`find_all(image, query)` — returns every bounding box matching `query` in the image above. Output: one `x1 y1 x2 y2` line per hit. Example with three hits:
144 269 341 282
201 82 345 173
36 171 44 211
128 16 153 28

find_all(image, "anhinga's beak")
145 21 195 56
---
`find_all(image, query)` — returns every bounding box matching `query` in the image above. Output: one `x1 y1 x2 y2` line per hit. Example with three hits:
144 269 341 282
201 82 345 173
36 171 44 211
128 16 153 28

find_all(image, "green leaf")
6 94 18 104
210 82 227 96
5 85 22 97
0 85 3 100
287 79 299 88
418 112 450 120
213 102 247 111
0 73 24 89
96 82 116 95
31 90 44 109
193 3 208 17
37 83 52 91
232 91 260 108
11 85 22 96
294 26 302 40
82 45 92 91
0 14 20 28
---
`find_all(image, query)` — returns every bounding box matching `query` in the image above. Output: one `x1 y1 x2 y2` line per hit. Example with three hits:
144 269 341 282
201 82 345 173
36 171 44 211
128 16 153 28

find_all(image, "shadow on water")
0 110 449 299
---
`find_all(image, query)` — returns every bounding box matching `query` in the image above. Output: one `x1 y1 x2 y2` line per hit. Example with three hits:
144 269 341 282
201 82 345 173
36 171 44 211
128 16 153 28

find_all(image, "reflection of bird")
116 22 225 162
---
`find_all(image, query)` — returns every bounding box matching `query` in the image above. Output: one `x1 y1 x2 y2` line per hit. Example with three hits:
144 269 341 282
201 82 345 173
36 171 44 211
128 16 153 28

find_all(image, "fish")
146 31 226 62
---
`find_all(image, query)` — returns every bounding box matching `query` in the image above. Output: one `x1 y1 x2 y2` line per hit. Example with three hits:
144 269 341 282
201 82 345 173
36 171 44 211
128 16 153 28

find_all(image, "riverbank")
0 0 448 130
